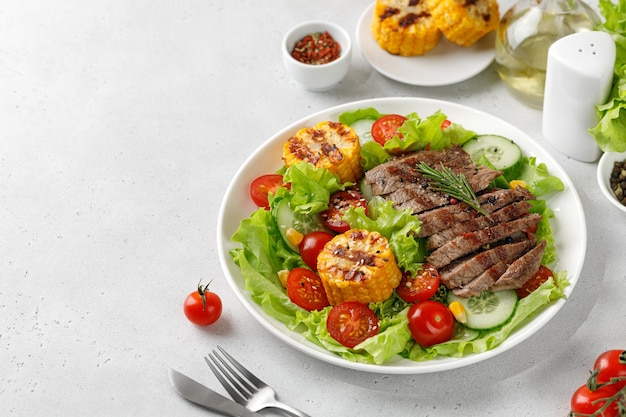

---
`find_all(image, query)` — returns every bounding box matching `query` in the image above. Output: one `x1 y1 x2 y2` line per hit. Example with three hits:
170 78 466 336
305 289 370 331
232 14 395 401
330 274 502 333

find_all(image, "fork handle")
269 401 312 417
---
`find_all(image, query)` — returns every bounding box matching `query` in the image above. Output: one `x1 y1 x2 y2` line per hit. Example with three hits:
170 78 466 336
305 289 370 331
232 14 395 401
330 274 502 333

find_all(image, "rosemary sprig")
416 161 487 216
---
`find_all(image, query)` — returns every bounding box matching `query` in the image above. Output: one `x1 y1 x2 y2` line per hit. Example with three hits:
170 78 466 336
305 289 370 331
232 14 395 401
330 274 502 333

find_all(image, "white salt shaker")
542 31 615 162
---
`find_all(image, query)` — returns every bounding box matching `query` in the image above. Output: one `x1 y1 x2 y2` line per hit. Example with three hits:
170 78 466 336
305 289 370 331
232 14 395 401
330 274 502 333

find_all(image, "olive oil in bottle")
495 0 600 109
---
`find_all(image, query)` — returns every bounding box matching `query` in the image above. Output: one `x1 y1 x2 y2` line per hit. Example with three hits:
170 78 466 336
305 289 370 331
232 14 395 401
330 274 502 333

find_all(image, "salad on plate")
227 104 571 368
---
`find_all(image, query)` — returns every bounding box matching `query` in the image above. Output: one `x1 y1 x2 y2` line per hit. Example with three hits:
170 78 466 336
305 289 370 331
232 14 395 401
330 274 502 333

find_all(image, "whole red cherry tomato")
592 350 626 391
298 231 334 271
183 280 223 326
570 383 620 417
407 300 454 347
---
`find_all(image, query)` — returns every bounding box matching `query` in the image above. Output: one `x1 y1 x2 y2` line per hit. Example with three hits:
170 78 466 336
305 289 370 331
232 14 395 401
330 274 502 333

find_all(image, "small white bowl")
282 21 352 92
597 150 626 214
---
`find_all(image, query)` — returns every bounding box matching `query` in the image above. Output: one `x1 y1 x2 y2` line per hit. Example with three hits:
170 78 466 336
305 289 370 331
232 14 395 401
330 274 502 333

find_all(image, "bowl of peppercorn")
597 150 626 214
282 21 352 92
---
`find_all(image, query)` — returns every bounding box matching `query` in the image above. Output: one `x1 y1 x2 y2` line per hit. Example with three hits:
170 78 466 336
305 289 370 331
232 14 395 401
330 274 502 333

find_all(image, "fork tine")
204 354 248 404
212 348 257 394
216 345 266 388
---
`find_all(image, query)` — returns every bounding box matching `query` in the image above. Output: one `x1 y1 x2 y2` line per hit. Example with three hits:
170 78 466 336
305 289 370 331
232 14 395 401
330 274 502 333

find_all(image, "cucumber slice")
350 118 376 144
450 324 479 343
447 290 518 331
273 199 327 251
359 177 373 201
462 135 523 178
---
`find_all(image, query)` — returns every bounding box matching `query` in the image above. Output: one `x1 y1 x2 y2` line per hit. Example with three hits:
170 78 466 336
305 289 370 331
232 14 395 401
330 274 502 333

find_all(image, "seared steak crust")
417 186 535 237
426 213 542 269
439 235 536 288
426 200 532 250
452 262 508 298
490 240 547 291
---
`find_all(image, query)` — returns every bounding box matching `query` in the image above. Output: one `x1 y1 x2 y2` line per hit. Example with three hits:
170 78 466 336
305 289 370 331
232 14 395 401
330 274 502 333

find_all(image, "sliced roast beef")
490 240 547 291
417 187 535 237
426 201 533 250
363 145 502 214
426 213 542 269
361 146 550 297
439 235 536 288
452 262 508 298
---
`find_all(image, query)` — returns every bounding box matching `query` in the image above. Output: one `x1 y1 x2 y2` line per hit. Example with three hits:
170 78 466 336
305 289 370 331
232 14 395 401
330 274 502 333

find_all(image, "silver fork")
205 346 312 417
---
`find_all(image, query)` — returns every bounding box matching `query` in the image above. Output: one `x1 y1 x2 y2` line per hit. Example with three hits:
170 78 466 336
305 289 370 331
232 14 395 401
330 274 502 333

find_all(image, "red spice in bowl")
291 31 341 65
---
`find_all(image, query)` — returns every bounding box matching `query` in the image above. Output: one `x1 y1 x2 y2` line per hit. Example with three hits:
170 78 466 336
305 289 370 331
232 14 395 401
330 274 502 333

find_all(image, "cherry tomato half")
371 114 407 146
326 301 380 348
570 384 620 417
516 265 554 298
321 190 368 233
286 268 330 311
250 174 288 210
298 231 334 271
592 350 626 391
396 264 441 303
183 281 223 326
407 300 454 347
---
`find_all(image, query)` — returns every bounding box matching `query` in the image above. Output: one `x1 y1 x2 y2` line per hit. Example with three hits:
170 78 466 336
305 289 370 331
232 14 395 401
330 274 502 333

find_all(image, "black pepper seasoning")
609 159 626 206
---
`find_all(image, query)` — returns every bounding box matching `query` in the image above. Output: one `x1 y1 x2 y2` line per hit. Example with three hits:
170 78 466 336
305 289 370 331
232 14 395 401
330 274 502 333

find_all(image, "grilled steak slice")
426 213 542 269
490 240 547 291
426 201 533 250
365 145 470 195
452 262 509 298
418 187 535 237
439 235 536 288
364 146 502 213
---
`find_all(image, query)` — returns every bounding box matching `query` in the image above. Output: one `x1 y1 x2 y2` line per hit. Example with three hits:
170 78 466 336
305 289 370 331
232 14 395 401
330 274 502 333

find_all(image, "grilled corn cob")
427 0 499 47
282 121 362 184
317 229 402 305
371 0 441 56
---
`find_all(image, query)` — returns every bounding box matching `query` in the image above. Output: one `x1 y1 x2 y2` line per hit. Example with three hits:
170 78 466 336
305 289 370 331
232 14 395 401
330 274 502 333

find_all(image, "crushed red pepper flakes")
291 31 341 65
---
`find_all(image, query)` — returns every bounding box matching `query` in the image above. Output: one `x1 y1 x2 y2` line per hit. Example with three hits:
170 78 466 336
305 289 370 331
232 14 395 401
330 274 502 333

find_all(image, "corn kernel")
509 180 527 189
286 228 304 247
449 301 467 324
278 269 290 288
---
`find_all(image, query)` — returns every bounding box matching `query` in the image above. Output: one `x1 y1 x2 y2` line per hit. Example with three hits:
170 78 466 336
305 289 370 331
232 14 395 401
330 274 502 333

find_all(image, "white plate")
217 97 586 374
356 3 496 86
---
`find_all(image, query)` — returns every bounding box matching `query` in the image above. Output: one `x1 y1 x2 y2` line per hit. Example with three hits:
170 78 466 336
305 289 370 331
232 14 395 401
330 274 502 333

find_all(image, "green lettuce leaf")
590 0 626 151
342 197 427 274
517 156 564 197
281 162 346 214
385 111 476 153
337 107 385 125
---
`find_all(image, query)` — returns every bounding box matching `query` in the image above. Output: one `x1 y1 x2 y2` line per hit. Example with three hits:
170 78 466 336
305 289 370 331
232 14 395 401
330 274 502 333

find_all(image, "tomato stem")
197 279 213 311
